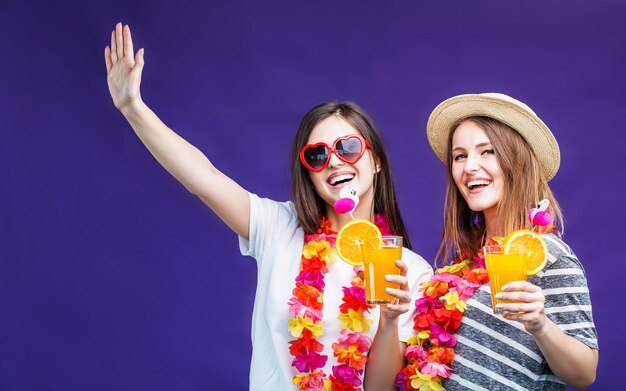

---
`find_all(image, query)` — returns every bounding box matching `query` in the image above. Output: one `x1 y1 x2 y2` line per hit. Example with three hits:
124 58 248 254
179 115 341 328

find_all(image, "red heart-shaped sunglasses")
299 134 370 172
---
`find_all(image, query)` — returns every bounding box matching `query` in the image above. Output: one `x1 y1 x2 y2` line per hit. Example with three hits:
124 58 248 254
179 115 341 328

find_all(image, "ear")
374 157 381 174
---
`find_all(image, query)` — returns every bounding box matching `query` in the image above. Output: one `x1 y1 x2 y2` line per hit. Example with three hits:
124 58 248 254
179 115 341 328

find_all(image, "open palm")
104 23 144 110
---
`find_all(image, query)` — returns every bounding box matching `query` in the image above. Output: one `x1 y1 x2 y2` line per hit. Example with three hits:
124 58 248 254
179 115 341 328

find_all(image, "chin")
466 201 497 213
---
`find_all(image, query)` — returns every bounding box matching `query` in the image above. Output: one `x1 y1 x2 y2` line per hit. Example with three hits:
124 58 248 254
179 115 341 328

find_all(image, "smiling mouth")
328 173 355 186
467 179 491 190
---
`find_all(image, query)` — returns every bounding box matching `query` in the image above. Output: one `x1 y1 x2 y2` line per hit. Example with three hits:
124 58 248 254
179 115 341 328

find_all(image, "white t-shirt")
239 193 433 390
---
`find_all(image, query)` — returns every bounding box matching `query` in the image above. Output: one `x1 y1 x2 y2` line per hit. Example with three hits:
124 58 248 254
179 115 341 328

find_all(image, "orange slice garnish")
503 229 548 276
336 219 383 266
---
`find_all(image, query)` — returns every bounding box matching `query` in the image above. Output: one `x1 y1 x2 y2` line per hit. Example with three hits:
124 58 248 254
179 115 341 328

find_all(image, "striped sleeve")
534 234 598 349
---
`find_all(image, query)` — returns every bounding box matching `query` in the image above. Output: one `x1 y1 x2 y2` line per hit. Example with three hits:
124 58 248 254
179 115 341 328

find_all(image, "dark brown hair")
290 101 412 250
436 116 563 264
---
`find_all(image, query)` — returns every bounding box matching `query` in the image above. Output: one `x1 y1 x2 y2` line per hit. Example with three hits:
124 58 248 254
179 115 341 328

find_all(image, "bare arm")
499 281 598 388
364 260 411 391
533 319 598 389
105 23 250 238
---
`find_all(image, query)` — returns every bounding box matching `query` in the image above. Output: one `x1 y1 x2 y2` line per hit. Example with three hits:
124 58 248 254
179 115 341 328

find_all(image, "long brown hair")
290 101 412 250
436 117 563 265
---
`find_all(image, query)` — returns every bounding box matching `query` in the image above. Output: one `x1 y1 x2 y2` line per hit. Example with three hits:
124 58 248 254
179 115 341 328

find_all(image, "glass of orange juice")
362 236 402 305
483 244 528 314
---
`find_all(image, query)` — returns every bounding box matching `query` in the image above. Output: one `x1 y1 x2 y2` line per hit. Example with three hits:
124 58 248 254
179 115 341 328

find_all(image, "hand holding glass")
484 244 528 314
362 236 402 305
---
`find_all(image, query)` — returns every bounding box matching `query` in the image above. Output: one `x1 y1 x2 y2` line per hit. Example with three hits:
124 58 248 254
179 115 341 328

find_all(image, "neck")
483 208 498 239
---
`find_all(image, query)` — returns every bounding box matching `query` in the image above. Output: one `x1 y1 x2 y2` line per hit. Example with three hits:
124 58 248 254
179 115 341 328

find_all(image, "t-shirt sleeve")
536 235 598 350
397 249 434 342
238 193 299 263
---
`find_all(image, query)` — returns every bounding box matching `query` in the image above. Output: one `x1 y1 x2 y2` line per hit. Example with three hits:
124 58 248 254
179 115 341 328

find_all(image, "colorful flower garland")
395 251 490 391
288 216 391 390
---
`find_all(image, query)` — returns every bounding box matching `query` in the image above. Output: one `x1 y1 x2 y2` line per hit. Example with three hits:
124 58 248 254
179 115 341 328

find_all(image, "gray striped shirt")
444 234 598 391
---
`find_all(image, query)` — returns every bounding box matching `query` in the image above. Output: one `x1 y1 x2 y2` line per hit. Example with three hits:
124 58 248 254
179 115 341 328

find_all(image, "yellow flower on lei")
302 240 332 260
435 259 470 275
407 330 431 346
288 315 324 338
410 372 445 391
407 335 420 346
443 290 467 312
338 308 373 333
293 374 331 390
417 329 431 341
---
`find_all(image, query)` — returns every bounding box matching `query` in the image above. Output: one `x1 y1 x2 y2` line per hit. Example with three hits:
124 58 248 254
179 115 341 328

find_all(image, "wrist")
529 317 552 339
379 312 400 327
119 97 145 117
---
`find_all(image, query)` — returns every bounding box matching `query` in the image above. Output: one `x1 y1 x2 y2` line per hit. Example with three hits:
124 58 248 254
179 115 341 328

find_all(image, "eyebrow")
451 142 492 152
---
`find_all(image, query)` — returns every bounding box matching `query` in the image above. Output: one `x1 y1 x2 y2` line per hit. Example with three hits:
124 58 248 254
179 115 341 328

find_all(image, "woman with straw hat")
396 93 598 390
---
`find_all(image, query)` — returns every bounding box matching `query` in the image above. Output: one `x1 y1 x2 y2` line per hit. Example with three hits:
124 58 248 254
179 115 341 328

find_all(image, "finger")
396 260 408 277
395 261 410 292
123 24 134 60
502 312 526 322
131 48 145 77
503 311 544 324
385 303 410 313
385 274 408 285
386 287 411 303
115 22 124 60
497 301 542 314
497 291 544 304
502 281 541 293
104 46 112 73
110 30 118 63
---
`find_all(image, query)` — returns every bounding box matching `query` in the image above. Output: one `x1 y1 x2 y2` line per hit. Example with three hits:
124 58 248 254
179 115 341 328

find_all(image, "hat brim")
426 93 560 181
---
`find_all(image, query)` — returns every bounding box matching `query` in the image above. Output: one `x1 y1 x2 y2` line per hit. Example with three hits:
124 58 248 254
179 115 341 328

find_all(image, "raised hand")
104 23 144 110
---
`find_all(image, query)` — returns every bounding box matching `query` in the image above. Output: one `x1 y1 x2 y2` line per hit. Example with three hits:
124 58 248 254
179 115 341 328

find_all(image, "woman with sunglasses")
104 23 433 390
396 93 598 390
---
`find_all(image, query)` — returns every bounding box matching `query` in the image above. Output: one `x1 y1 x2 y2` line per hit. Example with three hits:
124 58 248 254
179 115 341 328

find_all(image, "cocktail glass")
362 235 402 305
483 244 528 314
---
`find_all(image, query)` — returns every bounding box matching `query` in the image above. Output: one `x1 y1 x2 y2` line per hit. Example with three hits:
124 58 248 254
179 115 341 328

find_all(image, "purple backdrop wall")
2 0 624 389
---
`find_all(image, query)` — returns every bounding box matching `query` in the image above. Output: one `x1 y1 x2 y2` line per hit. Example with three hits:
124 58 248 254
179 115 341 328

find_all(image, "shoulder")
533 234 590 293
249 192 296 213
247 193 301 242
542 233 574 258
249 193 298 221
541 233 585 273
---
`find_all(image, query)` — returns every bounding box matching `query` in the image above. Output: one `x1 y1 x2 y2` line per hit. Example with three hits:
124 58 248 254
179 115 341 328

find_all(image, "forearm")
533 319 598 388
364 317 405 391
106 23 249 238
120 99 219 195
119 99 250 237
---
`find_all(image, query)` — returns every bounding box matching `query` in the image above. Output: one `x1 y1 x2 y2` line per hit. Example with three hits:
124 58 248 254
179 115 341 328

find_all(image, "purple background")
2 1 623 390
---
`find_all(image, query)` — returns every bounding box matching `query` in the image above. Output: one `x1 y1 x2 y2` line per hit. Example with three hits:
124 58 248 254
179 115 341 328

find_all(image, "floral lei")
395 250 490 391
287 215 392 391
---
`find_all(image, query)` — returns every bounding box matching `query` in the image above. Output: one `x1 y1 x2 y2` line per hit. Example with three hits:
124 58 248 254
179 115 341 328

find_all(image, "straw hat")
426 93 560 181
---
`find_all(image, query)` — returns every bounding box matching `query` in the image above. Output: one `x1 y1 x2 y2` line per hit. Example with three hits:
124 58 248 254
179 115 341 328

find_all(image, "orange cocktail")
484 244 528 314
362 236 402 304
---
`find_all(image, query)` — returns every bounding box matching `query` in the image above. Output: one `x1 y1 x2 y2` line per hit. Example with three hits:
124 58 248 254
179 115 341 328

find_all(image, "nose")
327 150 344 168
464 153 480 173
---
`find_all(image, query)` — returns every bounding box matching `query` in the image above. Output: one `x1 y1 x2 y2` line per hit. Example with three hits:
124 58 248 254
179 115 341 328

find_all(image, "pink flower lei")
394 250 490 391
288 216 391 391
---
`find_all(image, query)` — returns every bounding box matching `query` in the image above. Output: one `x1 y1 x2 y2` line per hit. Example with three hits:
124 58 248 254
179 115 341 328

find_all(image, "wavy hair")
436 117 563 265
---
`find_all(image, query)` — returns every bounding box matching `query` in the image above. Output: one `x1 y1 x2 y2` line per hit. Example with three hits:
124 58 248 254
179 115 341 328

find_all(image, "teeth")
329 173 355 185
468 180 491 189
